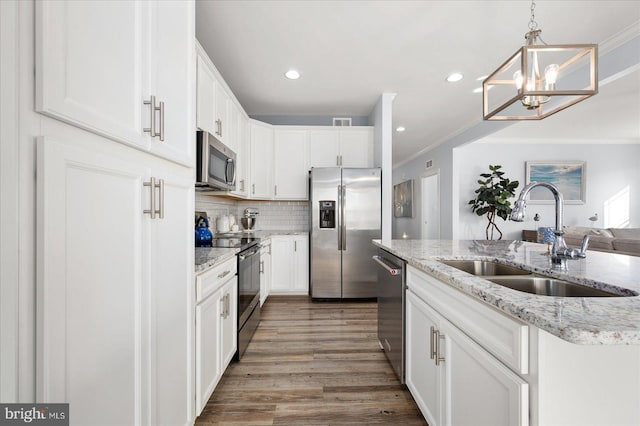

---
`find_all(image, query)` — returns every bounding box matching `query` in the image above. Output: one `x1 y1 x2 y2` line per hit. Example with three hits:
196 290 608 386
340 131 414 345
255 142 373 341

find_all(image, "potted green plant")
468 165 519 240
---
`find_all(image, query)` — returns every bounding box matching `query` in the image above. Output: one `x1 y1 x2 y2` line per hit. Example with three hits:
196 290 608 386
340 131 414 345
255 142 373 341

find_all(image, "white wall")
454 141 640 240
369 93 395 241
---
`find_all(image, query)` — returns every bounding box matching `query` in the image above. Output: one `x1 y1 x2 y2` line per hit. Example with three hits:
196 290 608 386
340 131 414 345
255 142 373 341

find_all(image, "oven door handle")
372 255 402 276
239 248 259 260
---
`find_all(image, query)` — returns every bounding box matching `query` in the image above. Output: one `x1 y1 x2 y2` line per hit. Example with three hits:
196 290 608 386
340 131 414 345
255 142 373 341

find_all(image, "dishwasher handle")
373 255 403 276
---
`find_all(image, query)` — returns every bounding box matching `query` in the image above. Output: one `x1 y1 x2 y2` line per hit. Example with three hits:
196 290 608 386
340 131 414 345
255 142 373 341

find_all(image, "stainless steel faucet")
510 182 589 271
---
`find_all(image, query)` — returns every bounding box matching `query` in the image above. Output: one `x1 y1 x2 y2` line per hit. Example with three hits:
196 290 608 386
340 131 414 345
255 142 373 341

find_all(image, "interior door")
341 168 381 298
310 168 341 298
421 173 440 239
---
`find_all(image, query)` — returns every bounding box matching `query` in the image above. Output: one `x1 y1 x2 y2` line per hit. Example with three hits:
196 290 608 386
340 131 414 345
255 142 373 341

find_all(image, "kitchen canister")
216 215 230 233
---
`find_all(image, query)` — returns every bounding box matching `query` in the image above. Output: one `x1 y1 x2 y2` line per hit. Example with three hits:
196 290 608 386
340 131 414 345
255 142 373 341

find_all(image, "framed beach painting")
525 161 586 204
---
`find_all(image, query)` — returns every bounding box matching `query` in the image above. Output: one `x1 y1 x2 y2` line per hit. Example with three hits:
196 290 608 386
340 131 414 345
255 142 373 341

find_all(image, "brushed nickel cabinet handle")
158 100 165 142
217 270 231 279
274 185 277 197
143 177 156 219
260 260 264 274
435 330 445 366
143 96 157 138
158 179 164 219
252 183 255 195
430 326 436 360
336 155 340 166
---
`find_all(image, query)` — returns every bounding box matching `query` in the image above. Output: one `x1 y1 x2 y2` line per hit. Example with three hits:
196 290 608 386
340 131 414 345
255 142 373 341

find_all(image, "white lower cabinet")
36 136 193 425
195 256 238 416
406 267 528 426
260 241 272 306
406 265 640 426
270 235 309 294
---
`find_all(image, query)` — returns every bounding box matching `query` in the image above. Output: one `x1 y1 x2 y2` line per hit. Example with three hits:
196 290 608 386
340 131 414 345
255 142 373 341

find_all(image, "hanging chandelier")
483 0 598 120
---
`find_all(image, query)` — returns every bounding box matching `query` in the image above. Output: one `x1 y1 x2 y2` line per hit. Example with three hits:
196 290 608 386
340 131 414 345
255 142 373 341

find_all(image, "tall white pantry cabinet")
34 1 196 425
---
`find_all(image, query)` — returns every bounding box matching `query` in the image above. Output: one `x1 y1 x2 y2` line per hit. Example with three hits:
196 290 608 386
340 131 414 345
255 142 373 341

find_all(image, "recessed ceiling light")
285 69 300 80
446 73 463 83
476 75 488 81
472 87 483 94
396 126 406 132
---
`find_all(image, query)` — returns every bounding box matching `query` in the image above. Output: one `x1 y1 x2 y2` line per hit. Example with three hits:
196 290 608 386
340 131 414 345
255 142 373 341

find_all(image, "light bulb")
513 70 523 90
545 64 559 90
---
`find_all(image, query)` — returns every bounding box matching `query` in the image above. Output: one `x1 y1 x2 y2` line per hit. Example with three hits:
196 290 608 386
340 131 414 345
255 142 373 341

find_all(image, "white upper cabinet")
274 129 308 200
35 0 195 167
147 1 194 166
308 128 373 168
249 120 274 199
308 130 340 168
214 82 230 145
231 115 249 198
196 55 216 136
339 128 374 167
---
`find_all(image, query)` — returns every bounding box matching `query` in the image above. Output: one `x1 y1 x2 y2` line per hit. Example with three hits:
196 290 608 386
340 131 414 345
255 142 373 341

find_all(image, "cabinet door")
444 320 529 426
274 130 308 199
406 290 443 426
249 122 274 199
214 82 230 144
292 235 309 292
196 55 216 135
231 116 249 197
36 137 151 425
260 247 271 306
226 102 240 153
308 130 340 167
149 0 194 166
340 129 373 167
148 166 194 425
36 0 149 150
220 278 238 369
195 288 223 416
269 238 291 292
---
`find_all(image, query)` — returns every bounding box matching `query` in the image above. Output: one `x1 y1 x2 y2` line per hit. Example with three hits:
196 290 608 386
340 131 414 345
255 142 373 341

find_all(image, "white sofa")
563 226 640 257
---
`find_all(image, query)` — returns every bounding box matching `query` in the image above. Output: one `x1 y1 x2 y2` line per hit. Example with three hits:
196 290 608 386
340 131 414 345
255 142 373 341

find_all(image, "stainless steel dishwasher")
373 249 406 383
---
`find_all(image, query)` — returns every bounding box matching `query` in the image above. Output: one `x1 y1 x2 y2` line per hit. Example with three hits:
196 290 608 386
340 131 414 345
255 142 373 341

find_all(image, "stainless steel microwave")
196 131 236 191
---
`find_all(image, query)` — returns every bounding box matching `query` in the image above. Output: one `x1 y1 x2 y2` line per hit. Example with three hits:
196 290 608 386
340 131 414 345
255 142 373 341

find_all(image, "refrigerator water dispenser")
319 201 336 228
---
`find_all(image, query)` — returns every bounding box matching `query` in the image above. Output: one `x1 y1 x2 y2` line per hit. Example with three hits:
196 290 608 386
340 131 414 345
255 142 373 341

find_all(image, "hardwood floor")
196 295 427 425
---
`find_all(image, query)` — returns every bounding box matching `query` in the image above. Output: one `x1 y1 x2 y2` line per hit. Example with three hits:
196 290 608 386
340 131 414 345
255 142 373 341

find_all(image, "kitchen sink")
487 276 633 297
439 260 531 276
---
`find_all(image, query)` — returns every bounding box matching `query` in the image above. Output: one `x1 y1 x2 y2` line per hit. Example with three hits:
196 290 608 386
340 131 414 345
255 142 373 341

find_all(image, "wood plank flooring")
196 295 427 425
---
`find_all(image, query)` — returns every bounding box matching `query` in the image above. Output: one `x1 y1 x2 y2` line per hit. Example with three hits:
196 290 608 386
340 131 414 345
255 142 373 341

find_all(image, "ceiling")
195 1 640 166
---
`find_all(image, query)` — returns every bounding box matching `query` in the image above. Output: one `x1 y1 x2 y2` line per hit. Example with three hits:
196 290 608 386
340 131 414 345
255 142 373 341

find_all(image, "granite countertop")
195 230 309 274
373 239 640 345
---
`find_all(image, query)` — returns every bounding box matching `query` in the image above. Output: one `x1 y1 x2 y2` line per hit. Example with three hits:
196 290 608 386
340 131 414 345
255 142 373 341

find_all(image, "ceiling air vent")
425 159 434 169
332 117 352 127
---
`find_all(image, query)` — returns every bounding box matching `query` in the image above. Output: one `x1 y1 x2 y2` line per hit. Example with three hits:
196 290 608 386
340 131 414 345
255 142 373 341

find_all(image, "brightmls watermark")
0 404 68 425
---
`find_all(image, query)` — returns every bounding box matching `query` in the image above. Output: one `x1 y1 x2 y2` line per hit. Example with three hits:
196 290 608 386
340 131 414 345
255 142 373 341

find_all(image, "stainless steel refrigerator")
310 167 381 299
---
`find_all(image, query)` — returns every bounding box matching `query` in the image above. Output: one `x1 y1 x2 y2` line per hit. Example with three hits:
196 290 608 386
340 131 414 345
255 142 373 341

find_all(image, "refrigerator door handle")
337 185 342 251
341 185 347 251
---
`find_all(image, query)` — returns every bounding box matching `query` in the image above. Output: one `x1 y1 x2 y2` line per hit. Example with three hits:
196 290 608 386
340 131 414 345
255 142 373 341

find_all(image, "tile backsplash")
195 193 309 232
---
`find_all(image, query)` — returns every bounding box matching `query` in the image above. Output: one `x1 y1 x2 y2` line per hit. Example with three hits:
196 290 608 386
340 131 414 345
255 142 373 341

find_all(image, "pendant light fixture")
483 1 598 120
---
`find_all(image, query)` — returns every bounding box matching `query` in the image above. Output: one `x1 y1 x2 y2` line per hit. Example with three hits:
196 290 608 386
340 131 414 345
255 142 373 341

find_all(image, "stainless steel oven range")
236 242 261 359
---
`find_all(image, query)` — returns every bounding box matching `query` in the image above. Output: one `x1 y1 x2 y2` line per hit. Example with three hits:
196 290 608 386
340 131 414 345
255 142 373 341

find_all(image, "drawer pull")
218 270 231 279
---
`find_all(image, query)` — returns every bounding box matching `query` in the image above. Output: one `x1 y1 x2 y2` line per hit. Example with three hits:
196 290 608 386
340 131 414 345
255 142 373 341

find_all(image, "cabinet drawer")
407 266 529 374
196 256 237 302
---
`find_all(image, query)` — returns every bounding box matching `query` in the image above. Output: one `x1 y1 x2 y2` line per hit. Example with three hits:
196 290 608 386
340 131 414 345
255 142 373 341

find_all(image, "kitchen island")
373 239 640 426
